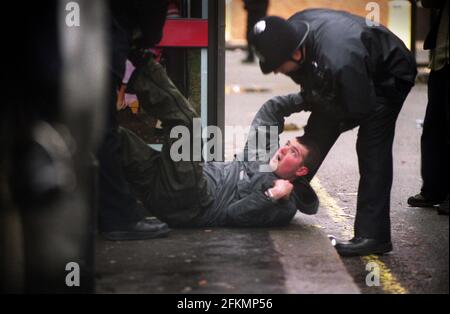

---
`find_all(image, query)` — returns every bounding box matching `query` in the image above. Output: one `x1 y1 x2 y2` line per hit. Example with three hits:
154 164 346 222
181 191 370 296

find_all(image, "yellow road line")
361 255 407 294
311 177 408 294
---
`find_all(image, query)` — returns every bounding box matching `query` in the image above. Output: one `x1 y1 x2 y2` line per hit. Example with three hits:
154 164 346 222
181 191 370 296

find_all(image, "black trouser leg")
97 84 142 232
354 99 403 242
421 65 449 201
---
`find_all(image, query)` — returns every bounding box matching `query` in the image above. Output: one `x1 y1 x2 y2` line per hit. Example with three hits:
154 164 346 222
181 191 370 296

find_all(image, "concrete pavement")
96 220 359 293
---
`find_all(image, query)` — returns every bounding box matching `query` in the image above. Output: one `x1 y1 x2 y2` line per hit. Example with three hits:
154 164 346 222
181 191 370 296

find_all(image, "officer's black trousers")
421 64 449 202
304 90 410 242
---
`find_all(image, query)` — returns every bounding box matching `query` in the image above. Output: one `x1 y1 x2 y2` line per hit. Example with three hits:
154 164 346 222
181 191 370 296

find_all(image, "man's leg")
420 66 449 203
97 84 169 240
118 127 161 206
354 99 404 243
129 58 199 128
128 58 214 227
97 85 146 231
242 9 254 63
243 3 268 63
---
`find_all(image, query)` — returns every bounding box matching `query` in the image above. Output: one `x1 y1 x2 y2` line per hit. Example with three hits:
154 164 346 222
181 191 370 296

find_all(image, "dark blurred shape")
1 0 107 293
242 0 269 64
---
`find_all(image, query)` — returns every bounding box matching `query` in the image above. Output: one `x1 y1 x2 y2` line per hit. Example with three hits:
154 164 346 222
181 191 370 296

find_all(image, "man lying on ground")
119 57 319 228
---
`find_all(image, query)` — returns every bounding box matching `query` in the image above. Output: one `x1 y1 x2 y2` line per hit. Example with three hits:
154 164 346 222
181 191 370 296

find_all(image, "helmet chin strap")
301 45 307 63
286 45 307 83
289 45 306 65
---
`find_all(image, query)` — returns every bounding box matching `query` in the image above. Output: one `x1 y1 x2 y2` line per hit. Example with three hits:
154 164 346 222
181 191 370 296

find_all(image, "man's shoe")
438 197 449 216
407 193 441 208
103 219 170 241
334 237 393 257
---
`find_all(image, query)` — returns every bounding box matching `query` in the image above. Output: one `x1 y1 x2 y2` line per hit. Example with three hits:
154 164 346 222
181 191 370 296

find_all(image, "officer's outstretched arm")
240 93 306 160
251 93 306 130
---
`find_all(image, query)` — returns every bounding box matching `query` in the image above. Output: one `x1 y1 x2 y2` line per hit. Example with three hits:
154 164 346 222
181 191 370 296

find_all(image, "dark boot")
334 237 393 257
407 193 442 207
102 218 170 241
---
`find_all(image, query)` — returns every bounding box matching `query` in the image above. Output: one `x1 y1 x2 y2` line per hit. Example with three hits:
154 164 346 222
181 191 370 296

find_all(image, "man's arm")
240 93 306 161
249 93 305 130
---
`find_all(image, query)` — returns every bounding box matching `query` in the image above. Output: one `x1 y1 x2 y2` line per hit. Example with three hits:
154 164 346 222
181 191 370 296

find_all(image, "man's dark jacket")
195 94 319 228
287 9 417 121
128 58 317 228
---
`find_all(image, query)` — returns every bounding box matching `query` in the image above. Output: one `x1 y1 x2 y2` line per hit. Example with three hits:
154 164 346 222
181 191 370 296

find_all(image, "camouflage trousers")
119 58 213 227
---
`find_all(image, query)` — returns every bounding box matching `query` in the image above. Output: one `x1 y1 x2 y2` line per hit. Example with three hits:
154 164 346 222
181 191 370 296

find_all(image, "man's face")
270 139 309 180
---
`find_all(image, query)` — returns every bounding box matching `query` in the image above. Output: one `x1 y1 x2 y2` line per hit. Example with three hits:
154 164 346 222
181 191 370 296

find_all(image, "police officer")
249 10 417 256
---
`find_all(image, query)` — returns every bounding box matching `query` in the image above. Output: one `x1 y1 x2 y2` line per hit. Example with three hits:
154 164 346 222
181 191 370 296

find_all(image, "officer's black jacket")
287 9 417 121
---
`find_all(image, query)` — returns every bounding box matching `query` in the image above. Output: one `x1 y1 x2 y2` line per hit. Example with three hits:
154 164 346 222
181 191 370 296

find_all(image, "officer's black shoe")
407 193 441 208
103 218 170 241
334 237 393 257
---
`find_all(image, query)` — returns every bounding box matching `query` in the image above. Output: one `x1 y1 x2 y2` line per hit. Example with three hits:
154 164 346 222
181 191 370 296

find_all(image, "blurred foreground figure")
1 1 107 292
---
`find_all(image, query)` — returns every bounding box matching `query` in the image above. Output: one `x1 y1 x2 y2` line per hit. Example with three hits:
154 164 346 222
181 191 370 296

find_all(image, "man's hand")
116 85 128 111
268 180 294 201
